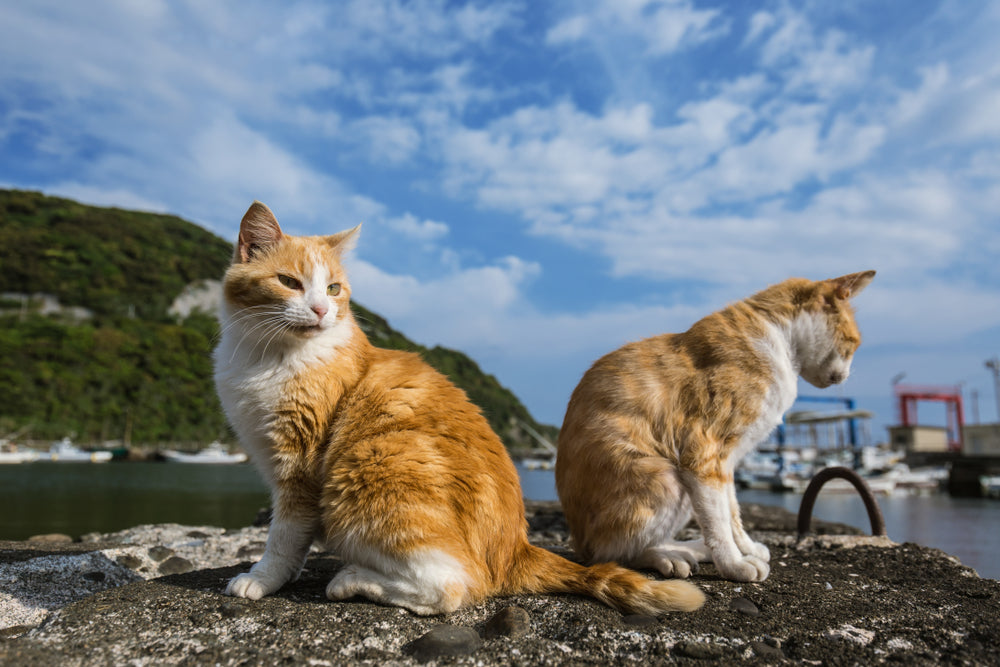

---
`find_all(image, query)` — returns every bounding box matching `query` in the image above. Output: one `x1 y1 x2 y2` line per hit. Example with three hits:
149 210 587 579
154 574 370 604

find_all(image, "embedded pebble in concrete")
482 606 531 638
751 638 785 659
730 596 760 617
673 639 727 660
405 625 482 662
157 556 193 576
147 546 173 562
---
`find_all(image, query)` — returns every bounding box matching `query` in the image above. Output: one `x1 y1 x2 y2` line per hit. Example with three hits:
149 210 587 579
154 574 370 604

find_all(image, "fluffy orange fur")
556 272 874 582
215 202 704 615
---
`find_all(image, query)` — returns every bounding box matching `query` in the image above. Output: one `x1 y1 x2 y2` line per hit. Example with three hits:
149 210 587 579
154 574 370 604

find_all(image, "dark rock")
158 556 194 576
115 554 143 570
751 639 785 659
730 596 760 617
147 546 174 562
235 542 266 561
185 530 210 539
405 625 482 662
0 625 34 639
218 601 251 619
483 606 531 638
674 639 727 659
621 614 659 627
81 571 106 583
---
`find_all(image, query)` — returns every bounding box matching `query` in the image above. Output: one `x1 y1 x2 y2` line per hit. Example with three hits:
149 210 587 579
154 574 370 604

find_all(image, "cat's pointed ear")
236 201 283 263
324 223 361 255
829 270 876 300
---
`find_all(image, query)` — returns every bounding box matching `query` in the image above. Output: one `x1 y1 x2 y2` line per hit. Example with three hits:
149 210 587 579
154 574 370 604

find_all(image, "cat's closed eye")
328 283 342 296
277 274 302 290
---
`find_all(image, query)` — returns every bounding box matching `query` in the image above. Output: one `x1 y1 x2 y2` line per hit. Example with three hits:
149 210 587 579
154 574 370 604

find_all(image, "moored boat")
161 441 247 464
48 438 113 463
0 441 40 464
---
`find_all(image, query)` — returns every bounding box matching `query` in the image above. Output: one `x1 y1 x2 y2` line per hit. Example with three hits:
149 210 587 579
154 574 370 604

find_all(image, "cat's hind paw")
326 564 386 602
225 573 272 600
716 555 769 583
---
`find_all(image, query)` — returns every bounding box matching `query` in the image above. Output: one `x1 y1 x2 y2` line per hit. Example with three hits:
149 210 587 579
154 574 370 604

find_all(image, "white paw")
652 551 699 579
746 540 770 562
225 573 271 600
716 555 770 583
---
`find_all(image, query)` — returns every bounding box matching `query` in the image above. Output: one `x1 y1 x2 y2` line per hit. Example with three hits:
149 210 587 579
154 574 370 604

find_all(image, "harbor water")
2 461 998 580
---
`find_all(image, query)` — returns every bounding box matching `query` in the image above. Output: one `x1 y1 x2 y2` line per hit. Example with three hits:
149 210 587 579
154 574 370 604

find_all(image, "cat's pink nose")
311 303 328 319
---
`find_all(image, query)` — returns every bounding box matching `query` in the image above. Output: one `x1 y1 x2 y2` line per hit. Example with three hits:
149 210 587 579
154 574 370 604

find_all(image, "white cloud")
547 0 726 55
546 15 589 45
321 0 520 60
347 116 422 164
4 0 1000 430
861 283 1000 347
386 214 450 242
348 256 541 348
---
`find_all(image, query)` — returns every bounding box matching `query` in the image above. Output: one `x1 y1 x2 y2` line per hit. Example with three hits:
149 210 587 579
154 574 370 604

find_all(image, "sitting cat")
555 271 875 583
213 202 705 615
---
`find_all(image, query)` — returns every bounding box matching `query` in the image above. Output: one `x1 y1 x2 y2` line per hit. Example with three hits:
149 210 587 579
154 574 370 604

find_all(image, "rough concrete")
1 502 998 666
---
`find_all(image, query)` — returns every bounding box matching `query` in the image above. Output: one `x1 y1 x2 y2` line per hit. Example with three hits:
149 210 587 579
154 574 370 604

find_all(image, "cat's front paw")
649 551 699 579
716 555 769 583
746 540 770 562
226 573 273 600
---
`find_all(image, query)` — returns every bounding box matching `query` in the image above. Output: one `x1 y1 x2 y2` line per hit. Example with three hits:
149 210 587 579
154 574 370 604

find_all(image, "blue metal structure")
775 395 858 447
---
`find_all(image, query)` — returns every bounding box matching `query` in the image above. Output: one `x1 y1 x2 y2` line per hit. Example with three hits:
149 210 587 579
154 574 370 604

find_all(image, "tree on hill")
0 189 557 452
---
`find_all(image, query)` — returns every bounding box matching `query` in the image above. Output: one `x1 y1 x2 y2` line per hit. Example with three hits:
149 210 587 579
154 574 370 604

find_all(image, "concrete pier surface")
2 502 997 665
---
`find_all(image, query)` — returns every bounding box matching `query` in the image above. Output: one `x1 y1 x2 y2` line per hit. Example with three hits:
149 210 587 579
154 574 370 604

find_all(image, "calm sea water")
3 462 998 580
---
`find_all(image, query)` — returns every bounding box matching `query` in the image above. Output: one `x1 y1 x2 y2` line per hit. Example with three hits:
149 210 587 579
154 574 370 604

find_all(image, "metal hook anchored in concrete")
797 466 887 539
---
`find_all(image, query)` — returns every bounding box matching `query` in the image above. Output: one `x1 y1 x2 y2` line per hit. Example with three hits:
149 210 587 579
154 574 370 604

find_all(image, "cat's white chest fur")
734 319 802 464
213 312 353 484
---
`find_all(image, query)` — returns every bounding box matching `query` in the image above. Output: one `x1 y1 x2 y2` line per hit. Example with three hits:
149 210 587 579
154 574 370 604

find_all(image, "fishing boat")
161 441 247 464
981 475 1000 499
0 441 40 464
48 438 113 463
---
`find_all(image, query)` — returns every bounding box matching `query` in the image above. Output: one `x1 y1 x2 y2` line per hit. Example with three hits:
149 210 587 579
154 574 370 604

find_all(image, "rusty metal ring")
796 466 887 539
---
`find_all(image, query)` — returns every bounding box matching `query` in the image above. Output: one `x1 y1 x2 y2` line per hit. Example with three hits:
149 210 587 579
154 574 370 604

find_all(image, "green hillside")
0 189 556 453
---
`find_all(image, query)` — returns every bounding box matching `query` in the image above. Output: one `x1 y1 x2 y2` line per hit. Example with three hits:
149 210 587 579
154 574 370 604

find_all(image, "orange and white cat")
213 202 704 615
555 272 875 583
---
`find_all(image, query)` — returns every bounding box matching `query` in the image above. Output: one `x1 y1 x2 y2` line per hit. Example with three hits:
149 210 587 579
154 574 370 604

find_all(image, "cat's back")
559 302 782 457
337 346 509 458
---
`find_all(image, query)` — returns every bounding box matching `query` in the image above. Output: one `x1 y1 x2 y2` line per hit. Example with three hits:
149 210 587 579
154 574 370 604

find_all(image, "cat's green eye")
277 274 302 290
327 283 342 296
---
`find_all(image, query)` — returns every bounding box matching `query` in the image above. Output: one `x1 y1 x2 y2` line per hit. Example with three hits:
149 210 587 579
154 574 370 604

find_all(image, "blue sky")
2 0 1000 438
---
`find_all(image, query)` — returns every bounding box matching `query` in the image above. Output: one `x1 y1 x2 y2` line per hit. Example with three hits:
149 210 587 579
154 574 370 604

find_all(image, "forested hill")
0 189 557 453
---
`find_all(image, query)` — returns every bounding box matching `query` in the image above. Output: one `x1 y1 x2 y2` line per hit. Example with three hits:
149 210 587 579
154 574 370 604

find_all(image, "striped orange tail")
506 543 704 614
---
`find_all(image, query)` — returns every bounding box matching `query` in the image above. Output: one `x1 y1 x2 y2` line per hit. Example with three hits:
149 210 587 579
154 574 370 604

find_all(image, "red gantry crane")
894 384 964 452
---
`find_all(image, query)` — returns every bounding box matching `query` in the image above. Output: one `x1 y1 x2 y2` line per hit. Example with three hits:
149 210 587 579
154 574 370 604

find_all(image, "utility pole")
986 357 1000 423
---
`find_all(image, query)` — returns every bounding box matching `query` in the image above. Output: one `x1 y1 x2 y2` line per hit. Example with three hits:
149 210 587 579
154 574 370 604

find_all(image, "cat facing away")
213 202 705 616
555 271 875 583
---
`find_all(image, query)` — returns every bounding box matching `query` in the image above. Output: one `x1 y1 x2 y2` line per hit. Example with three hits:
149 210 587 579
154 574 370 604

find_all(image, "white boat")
776 470 897 495
161 442 247 464
881 464 947 493
0 442 40 464
981 475 1000 499
519 457 555 471
48 438 112 463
